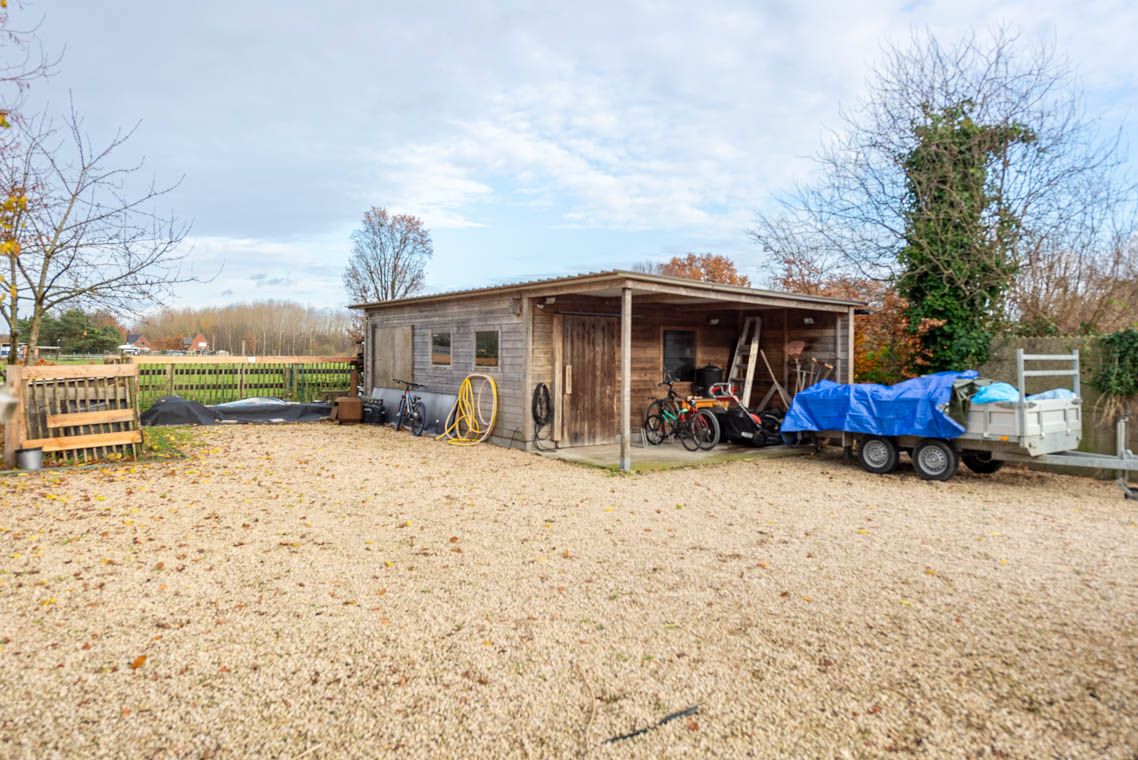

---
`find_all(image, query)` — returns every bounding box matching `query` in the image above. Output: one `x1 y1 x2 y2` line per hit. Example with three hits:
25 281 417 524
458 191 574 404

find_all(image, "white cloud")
32 0 1138 304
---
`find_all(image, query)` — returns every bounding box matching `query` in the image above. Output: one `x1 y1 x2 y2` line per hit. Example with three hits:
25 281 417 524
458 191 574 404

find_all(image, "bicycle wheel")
696 409 720 450
680 415 701 451
411 401 428 437
644 414 666 445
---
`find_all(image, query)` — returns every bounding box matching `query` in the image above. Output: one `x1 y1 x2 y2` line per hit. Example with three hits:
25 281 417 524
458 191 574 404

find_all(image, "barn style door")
370 325 413 391
561 315 619 446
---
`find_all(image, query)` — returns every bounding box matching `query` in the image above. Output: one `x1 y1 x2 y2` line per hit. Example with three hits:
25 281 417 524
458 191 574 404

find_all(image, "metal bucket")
16 447 43 471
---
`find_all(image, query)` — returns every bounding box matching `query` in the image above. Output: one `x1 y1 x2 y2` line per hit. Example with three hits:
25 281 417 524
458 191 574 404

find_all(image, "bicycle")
392 378 428 436
644 373 720 451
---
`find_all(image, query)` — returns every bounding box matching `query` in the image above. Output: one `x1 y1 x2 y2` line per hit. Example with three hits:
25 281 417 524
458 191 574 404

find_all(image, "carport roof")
350 270 863 312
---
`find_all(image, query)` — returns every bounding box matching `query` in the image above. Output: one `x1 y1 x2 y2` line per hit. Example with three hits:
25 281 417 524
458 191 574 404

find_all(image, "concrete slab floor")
536 441 809 472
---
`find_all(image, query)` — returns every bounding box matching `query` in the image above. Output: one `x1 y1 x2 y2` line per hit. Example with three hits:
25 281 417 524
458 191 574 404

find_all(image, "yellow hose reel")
437 373 498 445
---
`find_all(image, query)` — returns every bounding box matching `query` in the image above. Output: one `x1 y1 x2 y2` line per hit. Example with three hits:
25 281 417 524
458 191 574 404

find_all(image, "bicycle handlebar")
392 378 425 389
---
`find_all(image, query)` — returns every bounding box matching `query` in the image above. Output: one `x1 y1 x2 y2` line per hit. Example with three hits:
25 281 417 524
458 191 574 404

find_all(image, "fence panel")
128 356 354 408
3 364 143 467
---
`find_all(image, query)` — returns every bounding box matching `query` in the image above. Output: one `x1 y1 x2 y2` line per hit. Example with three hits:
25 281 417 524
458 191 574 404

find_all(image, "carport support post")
620 287 632 472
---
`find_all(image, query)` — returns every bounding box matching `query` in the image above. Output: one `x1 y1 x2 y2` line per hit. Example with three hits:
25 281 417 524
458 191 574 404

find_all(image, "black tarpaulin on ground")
141 396 332 426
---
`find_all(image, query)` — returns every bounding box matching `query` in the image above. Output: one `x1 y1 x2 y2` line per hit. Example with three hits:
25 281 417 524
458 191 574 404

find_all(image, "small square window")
474 330 499 368
663 329 696 382
431 331 451 366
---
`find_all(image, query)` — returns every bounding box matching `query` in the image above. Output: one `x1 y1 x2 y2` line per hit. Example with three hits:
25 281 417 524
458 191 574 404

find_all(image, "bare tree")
342 206 432 304
752 28 1137 339
1 105 194 362
0 1 56 134
137 301 356 356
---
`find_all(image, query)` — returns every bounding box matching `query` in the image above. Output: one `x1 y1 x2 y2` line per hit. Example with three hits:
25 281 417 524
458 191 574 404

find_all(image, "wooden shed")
354 271 861 470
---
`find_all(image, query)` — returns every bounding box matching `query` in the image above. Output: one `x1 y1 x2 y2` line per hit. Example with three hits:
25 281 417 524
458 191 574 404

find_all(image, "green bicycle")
644 373 720 451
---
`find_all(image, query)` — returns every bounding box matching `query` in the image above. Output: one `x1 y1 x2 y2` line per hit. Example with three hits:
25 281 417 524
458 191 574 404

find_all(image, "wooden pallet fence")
3 364 143 468
127 355 355 408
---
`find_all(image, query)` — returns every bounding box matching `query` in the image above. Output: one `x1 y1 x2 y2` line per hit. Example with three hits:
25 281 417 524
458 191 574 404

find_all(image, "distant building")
182 332 209 354
126 333 153 352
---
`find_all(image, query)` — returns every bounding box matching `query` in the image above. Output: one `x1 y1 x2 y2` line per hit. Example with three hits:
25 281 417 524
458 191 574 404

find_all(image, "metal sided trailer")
811 350 1138 498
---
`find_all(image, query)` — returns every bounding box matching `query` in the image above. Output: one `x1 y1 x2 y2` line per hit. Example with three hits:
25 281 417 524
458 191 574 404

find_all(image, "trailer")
795 350 1138 498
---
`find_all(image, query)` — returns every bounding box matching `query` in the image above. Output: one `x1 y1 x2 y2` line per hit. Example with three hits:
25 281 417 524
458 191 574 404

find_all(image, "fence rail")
126 355 355 408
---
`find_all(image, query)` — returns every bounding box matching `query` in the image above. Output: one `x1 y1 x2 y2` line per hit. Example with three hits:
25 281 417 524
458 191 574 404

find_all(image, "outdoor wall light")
803 316 815 325
708 318 720 325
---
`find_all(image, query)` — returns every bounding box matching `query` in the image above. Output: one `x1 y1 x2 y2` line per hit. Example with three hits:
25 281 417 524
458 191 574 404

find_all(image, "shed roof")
350 270 862 311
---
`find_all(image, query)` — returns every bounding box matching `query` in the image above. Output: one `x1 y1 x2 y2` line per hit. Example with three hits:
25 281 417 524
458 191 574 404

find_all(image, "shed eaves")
350 270 863 311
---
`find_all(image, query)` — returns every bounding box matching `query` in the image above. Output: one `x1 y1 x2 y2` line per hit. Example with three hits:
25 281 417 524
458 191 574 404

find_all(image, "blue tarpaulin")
781 370 979 440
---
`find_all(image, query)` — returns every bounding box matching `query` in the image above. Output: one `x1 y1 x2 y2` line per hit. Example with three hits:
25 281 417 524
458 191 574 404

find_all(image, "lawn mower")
706 382 783 447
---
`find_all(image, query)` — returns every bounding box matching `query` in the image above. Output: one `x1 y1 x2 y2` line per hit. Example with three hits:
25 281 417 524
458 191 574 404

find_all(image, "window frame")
660 326 698 383
430 330 452 367
473 328 501 371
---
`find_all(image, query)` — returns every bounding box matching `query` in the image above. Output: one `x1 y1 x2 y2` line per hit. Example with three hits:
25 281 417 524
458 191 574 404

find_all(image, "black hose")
532 383 554 451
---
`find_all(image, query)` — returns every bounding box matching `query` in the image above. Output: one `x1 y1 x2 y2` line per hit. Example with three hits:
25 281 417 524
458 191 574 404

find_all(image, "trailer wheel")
962 451 1004 475
858 436 898 474
912 439 959 481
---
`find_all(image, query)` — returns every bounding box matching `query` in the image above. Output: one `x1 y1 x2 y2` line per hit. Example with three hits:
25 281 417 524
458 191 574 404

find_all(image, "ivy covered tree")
752 29 1136 375
897 103 1034 369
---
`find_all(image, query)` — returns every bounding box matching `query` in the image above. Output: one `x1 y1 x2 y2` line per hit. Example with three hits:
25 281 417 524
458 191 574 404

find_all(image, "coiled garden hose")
532 383 554 451
437 374 498 445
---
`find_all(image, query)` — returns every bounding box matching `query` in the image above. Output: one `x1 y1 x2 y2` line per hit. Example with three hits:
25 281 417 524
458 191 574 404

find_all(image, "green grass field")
135 361 353 407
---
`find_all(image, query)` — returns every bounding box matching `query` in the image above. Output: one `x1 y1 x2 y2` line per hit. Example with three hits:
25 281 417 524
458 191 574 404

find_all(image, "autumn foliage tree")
649 253 751 286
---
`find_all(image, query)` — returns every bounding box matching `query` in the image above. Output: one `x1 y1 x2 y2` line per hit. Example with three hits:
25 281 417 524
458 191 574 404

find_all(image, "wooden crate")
3 364 143 467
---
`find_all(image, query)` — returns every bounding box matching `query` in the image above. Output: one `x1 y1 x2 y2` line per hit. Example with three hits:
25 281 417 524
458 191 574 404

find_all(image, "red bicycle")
644 375 720 450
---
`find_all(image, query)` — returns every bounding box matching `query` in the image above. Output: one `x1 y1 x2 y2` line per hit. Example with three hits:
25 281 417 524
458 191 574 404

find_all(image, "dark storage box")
693 365 724 396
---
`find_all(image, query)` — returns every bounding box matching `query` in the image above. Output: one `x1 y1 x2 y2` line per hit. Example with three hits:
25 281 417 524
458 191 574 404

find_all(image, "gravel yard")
2 423 1137 758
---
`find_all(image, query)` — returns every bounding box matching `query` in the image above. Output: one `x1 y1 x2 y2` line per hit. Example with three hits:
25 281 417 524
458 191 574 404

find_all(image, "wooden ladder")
727 316 762 407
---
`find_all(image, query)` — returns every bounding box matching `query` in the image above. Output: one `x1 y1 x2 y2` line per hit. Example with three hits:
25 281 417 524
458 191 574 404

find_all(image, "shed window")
663 330 696 382
474 330 499 368
431 331 451 366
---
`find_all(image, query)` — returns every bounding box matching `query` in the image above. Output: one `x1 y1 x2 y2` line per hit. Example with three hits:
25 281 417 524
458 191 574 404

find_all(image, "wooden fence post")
3 364 25 468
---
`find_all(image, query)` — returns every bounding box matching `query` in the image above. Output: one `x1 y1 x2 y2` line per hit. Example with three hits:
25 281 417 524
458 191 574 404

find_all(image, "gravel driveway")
2 424 1136 758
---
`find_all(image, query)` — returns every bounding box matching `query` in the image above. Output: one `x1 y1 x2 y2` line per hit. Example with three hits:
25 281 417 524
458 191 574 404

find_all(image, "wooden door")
371 325 413 390
561 316 619 446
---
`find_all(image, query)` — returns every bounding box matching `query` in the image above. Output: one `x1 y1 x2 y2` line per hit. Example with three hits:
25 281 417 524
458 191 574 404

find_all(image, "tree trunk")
23 302 44 365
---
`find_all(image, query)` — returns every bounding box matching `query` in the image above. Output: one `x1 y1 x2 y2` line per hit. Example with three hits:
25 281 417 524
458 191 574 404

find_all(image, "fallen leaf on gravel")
867 704 881 715
40 597 56 607
561 549 571 559
899 599 912 607
687 721 699 732
449 536 459 543
130 655 147 669
924 567 937 576
856 528 869 535
999 559 1009 566
780 591 790 598
758 561 769 569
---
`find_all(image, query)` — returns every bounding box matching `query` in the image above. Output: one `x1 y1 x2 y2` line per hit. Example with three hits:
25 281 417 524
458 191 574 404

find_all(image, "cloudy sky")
26 1 1138 309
